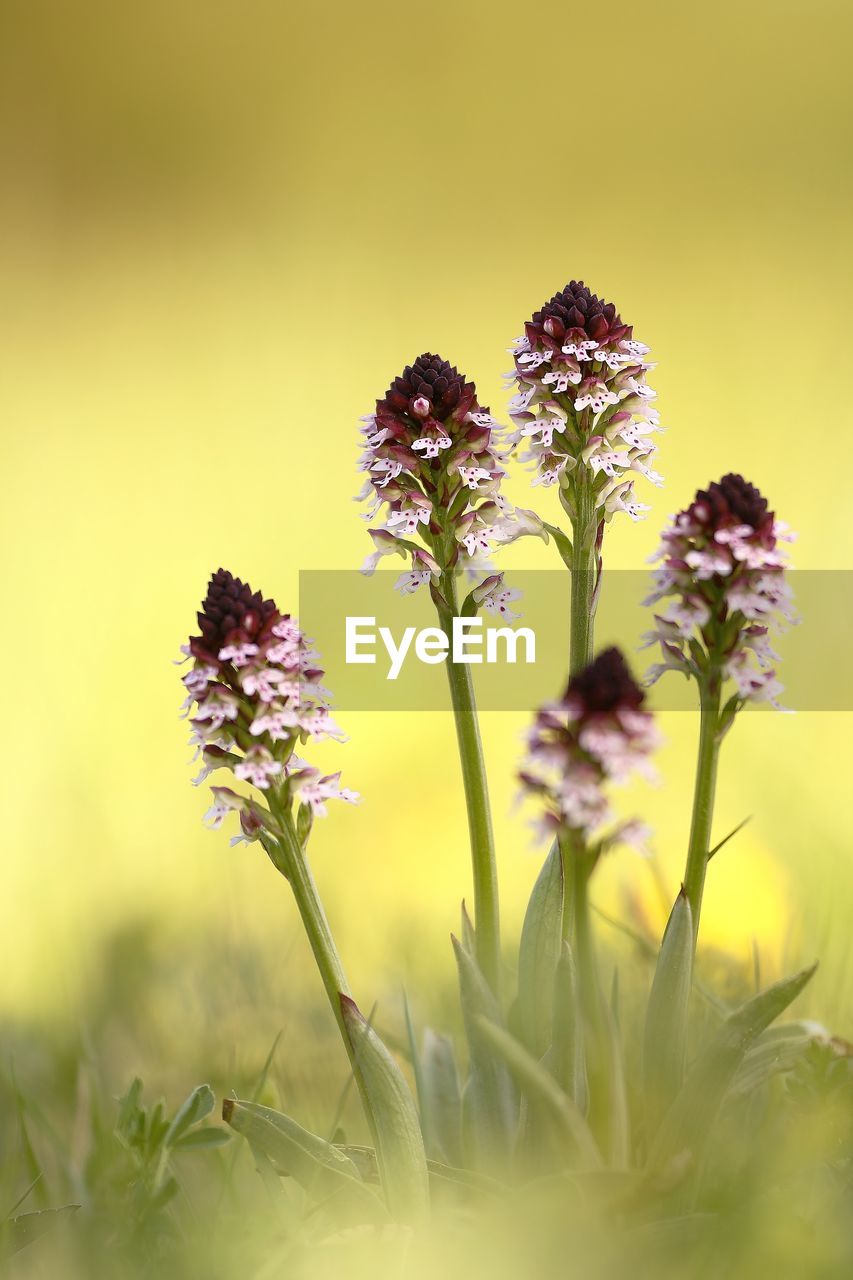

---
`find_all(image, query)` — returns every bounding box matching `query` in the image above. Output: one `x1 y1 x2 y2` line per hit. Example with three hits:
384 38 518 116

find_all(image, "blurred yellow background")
2 0 852 1050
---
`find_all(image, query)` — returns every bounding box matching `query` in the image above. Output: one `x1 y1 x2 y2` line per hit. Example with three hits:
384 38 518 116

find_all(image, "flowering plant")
359 353 544 585
508 281 662 670
174 279 832 1254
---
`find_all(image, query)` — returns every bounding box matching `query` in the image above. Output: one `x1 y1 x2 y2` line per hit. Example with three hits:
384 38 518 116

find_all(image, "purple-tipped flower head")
520 647 659 848
508 281 661 524
645 474 795 706
180 569 358 839
359 354 544 592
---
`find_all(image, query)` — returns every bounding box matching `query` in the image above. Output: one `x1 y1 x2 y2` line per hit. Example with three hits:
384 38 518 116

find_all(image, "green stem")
268 812 389 1164
569 840 611 1144
568 488 600 675
271 812 354 1043
437 572 501 995
682 680 723 948
570 845 602 1028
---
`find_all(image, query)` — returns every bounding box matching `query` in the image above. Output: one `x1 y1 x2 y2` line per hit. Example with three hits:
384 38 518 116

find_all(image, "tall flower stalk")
179 569 428 1220
519 648 659 1152
180 570 360 1036
508 281 662 674
359 355 543 992
645 475 795 948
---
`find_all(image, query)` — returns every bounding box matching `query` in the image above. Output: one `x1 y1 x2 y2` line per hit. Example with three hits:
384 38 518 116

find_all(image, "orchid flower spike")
644 474 796 712
180 569 358 842
519 647 660 853
359 353 546 594
507 281 661 528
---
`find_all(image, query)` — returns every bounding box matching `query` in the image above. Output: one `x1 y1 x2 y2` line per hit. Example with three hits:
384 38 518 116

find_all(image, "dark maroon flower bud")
645 477 796 706
525 281 631 351
520 646 658 845
688 474 775 543
378 354 476 426
566 647 646 721
179 571 357 833
360 354 543 582
191 568 279 666
509 280 660 524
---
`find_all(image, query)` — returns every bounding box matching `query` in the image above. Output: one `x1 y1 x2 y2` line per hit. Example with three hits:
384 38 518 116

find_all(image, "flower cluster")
519 648 659 848
507 281 662 525
180 569 357 841
644 474 795 706
359 353 544 592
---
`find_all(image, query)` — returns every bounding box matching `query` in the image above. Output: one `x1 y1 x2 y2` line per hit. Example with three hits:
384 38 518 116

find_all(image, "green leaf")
604 998 631 1169
164 1084 215 1148
250 1031 282 1103
518 841 564 1057
4 1206 79 1256
332 1146 502 1200
172 1126 231 1151
9 1081 44 1205
151 1175 179 1211
333 1143 378 1181
473 1017 602 1170
552 943 586 1111
420 1029 463 1166
222 1098 388 1224
147 1100 170 1154
339 996 430 1224
643 890 694 1137
422 1162 502 1198
648 964 817 1170
452 936 516 1170
541 522 573 567
247 1139 291 1203
707 816 751 862
730 1022 821 1097
296 801 314 847
116 1077 144 1139
460 901 477 956
460 589 480 618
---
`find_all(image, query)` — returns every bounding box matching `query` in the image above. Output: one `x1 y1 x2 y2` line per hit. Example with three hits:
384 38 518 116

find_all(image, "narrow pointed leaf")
452 936 516 1169
649 964 817 1169
164 1084 215 1147
221 1098 388 1223
339 995 430 1224
474 1016 602 1169
730 1022 821 1097
4 1206 79 1256
707 816 751 862
116 1078 144 1138
334 1147 503 1199
605 1000 631 1168
552 943 586 1110
172 1127 231 1151
460 902 476 956
421 1029 463 1166
334 1143 378 1181
643 891 694 1137
402 994 429 1144
518 841 564 1057
541 522 573 566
